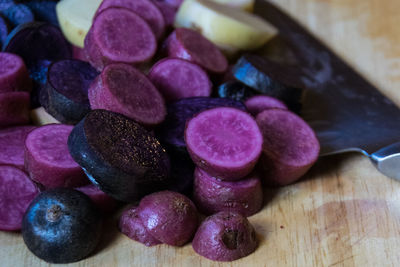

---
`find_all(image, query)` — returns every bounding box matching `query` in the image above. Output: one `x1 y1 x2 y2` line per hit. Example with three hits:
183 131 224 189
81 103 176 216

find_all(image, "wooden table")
2 0 400 266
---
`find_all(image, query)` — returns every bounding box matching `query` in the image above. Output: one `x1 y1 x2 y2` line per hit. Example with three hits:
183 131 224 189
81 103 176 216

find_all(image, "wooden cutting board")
2 0 400 266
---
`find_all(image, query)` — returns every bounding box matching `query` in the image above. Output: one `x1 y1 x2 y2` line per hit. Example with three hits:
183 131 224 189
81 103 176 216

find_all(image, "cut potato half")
56 0 102 47
30 107 60 126
175 0 277 53
211 0 254 12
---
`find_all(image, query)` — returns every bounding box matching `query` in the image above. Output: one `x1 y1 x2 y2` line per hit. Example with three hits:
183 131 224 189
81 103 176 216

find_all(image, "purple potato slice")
67 109 171 202
156 96 247 156
148 58 212 102
0 164 39 231
24 124 88 189
0 125 35 170
185 107 263 180
96 0 165 39
43 59 98 124
256 108 320 186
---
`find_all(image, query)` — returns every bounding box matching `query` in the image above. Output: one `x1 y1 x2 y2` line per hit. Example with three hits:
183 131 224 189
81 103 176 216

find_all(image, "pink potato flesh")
0 126 35 170
84 7 157 71
119 206 162 246
137 190 198 246
0 165 39 231
256 109 320 186
75 184 118 214
193 168 263 217
0 92 30 128
192 211 257 262
24 124 89 189
164 28 228 74
148 58 212 102
88 63 166 126
185 107 263 180
245 95 288 116
0 52 32 93
96 0 165 39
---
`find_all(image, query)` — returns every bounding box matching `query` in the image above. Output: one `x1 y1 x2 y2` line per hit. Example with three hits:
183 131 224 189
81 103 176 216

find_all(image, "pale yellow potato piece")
56 0 102 48
175 0 277 52
210 0 254 12
30 107 60 126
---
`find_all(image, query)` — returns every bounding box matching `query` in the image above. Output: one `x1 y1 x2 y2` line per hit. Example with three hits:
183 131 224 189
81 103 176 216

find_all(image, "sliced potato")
56 0 102 48
210 0 254 12
30 107 60 126
175 0 277 53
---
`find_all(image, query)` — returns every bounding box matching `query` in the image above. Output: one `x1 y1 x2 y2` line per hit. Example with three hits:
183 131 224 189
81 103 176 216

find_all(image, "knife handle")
370 142 400 180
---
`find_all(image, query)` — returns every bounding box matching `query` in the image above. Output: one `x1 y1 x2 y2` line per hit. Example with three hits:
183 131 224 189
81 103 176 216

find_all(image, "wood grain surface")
2 0 400 266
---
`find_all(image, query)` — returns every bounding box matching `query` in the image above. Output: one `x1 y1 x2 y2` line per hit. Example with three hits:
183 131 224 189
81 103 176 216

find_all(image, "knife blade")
253 0 400 179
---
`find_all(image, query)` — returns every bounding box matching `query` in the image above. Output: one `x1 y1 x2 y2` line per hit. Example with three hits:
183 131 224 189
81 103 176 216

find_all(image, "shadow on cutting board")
90 213 121 258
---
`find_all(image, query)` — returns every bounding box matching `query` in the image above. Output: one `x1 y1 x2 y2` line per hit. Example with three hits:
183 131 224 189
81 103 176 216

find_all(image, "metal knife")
254 0 400 180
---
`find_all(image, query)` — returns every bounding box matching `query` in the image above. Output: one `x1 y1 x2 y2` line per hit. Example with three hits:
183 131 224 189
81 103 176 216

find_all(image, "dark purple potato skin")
31 59 52 108
0 4 34 28
0 164 39 231
2 22 71 69
193 168 263 217
23 1 59 26
256 109 320 186
3 22 71 107
68 110 171 203
21 188 103 264
0 1 14 11
43 59 98 124
165 147 195 197
137 191 198 246
0 14 9 46
156 97 247 154
233 54 303 113
31 60 52 87
119 206 162 247
217 81 258 102
192 211 257 262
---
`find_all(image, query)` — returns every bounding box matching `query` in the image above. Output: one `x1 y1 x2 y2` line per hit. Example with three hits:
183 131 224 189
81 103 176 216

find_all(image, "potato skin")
192 211 257 261
118 206 161 247
256 109 320 186
193 168 263 217
137 191 198 246
22 188 103 264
